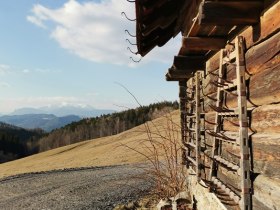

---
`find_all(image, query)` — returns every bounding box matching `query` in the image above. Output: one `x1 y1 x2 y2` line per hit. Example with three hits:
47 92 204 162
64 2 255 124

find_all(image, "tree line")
0 123 44 163
38 101 179 152
0 101 178 163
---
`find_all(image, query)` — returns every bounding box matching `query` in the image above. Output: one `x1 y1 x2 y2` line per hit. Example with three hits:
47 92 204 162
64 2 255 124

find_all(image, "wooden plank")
179 12 234 57
204 64 280 112
245 31 280 75
209 50 225 181
251 104 280 133
181 1 202 36
199 1 263 26
165 74 187 81
235 36 251 210
186 15 200 37
214 155 240 172
195 72 202 181
212 176 241 204
240 0 280 50
253 175 280 210
165 67 193 81
222 62 280 108
204 67 280 110
204 31 280 106
223 133 280 178
168 68 192 80
251 134 280 178
206 130 280 178
179 81 188 148
247 62 280 106
179 81 187 97
206 1 280 73
182 37 227 50
222 104 280 133
174 55 206 71
187 78 197 167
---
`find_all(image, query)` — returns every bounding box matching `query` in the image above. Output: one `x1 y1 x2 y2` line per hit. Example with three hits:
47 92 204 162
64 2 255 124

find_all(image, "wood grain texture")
206 1 280 72
204 61 280 110
251 104 280 133
199 1 262 25
246 31 280 75
182 37 227 50
215 133 280 178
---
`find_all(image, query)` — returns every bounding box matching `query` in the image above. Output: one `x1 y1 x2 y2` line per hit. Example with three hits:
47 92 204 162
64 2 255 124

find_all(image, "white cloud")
22 69 31 74
0 64 11 74
35 68 59 73
27 15 46 28
27 0 180 66
0 82 11 88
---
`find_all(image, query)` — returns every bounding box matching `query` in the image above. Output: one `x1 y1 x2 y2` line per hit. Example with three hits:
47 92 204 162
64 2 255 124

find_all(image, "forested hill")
38 101 179 152
0 123 44 163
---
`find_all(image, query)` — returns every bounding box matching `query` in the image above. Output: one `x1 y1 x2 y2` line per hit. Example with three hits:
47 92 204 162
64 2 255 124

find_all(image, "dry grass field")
0 111 180 178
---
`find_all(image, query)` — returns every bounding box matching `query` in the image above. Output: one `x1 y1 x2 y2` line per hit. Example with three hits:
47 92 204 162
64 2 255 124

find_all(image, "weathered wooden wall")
201 2 280 210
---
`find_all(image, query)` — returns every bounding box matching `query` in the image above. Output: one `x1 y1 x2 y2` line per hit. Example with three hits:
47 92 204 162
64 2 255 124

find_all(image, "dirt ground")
0 164 151 210
0 111 180 209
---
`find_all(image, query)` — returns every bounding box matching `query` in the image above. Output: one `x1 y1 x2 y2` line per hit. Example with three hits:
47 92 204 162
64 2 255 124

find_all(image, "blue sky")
0 0 181 114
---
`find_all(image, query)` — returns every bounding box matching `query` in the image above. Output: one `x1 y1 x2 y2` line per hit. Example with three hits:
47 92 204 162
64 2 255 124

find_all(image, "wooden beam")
199 1 263 26
207 1 280 73
165 67 193 81
165 76 187 82
183 37 227 50
181 0 202 36
174 55 206 71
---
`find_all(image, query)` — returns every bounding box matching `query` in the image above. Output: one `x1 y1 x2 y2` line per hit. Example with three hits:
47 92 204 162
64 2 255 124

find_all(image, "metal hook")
209 104 232 113
205 119 217 125
121 12 136 21
130 57 142 63
210 81 226 88
208 71 219 77
223 89 238 97
126 39 137 46
201 88 217 102
223 118 239 127
127 47 138 55
125 30 136 37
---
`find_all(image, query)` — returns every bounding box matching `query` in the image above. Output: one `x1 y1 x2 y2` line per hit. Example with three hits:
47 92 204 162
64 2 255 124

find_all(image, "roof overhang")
135 0 190 57
134 0 264 82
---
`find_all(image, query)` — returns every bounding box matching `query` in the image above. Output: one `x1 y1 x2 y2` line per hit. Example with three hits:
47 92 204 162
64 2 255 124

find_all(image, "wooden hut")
133 0 280 210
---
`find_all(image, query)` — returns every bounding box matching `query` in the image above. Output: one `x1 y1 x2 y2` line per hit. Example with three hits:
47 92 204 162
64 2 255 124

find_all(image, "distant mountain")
11 105 115 118
10 108 43 115
0 114 81 132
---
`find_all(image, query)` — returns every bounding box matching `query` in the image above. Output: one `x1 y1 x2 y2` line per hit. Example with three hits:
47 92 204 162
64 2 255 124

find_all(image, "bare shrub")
116 83 187 200
122 111 187 199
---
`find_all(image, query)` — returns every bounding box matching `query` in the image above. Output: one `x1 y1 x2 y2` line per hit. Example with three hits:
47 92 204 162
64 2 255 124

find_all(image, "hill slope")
0 122 44 163
37 101 179 152
0 111 180 178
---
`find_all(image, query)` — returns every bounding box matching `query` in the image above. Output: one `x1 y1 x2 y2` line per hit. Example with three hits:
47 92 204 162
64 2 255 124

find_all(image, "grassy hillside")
0 111 180 178
38 101 179 152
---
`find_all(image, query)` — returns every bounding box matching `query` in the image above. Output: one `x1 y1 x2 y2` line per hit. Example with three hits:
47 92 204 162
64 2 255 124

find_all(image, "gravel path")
0 164 151 210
